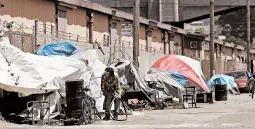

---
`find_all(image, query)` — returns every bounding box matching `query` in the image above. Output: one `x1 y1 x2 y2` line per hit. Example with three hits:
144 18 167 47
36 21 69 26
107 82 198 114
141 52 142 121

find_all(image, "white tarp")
145 72 185 91
71 50 106 112
0 37 87 96
145 72 185 100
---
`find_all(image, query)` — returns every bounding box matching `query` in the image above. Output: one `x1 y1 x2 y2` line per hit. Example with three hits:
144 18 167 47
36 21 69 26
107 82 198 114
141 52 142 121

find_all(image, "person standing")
101 67 120 120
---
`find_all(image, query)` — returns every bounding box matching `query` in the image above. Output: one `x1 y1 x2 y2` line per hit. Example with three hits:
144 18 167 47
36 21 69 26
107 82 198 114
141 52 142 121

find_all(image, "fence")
7 31 35 53
3 20 166 54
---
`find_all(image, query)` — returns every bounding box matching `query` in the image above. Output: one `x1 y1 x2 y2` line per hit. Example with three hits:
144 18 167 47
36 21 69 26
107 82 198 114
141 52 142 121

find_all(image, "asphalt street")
1 94 255 129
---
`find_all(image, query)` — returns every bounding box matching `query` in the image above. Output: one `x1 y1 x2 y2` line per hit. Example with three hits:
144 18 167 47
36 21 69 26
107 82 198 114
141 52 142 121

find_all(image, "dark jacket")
101 72 119 93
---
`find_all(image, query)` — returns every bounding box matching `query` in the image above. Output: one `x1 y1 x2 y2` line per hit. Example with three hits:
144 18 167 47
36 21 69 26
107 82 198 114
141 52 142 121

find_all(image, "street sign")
202 41 209 50
121 22 133 37
239 51 247 57
190 41 198 49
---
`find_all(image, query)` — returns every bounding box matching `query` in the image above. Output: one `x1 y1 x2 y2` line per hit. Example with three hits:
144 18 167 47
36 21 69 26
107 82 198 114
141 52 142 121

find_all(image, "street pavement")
1 94 255 129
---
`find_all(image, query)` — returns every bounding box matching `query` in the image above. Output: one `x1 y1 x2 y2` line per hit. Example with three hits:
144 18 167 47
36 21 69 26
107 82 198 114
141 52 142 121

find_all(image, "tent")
152 55 208 91
207 74 240 95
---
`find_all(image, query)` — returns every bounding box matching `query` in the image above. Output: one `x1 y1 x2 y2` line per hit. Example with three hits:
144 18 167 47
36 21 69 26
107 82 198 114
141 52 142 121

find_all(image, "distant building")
184 21 209 37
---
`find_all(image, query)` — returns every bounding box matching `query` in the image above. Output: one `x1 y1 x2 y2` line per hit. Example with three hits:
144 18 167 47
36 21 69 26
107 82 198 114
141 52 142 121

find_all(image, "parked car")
224 70 250 92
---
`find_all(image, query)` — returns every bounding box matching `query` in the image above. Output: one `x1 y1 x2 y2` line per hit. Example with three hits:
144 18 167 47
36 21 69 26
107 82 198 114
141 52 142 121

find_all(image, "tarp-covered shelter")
0 37 107 120
145 69 185 100
152 55 208 91
109 60 157 103
207 74 240 95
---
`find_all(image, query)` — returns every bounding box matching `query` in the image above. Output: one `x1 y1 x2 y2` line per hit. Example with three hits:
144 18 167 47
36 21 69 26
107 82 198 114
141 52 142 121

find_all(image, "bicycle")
77 87 101 124
109 91 131 121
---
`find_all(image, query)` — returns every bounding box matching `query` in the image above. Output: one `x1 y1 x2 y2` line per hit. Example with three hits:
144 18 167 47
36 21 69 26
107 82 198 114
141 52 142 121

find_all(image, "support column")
222 43 227 72
162 30 167 54
87 12 94 47
109 17 119 62
146 27 153 52
168 31 176 54
148 0 153 19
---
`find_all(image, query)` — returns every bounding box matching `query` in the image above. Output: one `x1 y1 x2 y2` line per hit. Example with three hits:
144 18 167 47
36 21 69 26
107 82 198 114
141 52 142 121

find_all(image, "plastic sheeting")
110 60 156 103
169 71 187 86
72 50 106 112
0 37 87 96
207 74 235 87
147 69 187 87
207 74 240 95
36 41 79 56
152 55 208 91
145 72 184 93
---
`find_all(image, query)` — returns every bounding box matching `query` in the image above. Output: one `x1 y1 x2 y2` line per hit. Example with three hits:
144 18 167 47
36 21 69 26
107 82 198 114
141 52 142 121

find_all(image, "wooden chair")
183 86 197 108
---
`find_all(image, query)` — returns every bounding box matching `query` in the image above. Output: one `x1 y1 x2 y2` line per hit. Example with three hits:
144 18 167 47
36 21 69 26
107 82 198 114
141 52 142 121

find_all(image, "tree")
218 8 255 43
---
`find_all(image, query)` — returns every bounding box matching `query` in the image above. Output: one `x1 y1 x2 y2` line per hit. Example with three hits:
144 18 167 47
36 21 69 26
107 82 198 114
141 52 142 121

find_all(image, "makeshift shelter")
36 41 79 56
152 55 208 91
145 69 185 100
109 60 157 103
207 74 240 95
0 37 106 120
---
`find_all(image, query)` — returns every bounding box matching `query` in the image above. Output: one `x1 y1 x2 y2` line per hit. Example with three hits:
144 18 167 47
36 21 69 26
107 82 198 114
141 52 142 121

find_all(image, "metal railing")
1 20 169 57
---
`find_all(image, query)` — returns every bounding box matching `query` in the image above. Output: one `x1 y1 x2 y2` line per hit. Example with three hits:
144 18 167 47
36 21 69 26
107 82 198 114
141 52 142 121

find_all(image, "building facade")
0 0 184 53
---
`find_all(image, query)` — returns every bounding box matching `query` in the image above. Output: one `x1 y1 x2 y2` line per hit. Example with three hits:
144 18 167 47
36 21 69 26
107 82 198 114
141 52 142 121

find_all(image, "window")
225 71 247 79
58 10 67 18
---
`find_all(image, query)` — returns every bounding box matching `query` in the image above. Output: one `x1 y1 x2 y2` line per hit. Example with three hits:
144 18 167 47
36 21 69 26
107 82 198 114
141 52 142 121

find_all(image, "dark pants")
103 92 120 117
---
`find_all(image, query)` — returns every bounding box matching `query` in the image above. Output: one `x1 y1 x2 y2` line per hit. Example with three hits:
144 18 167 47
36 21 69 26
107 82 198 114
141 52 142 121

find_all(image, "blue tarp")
169 71 187 86
36 41 79 56
207 74 235 88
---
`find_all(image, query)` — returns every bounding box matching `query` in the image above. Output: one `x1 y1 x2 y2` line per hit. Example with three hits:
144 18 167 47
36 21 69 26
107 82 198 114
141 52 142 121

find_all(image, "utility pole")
133 0 140 66
209 0 215 77
247 0 251 72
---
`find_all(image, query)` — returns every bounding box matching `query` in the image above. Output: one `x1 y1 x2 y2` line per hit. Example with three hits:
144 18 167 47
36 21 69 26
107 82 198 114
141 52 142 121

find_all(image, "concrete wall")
66 7 87 37
93 11 109 44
